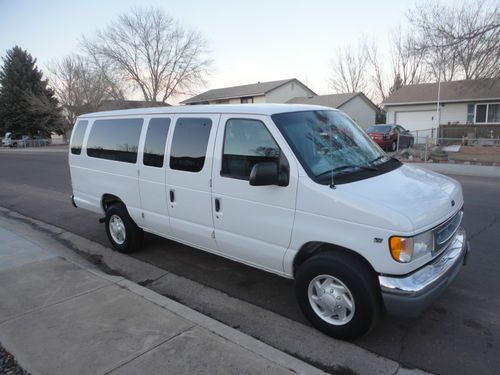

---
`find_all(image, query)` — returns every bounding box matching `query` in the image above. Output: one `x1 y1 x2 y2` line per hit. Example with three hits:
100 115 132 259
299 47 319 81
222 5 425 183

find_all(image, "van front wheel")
105 203 143 253
295 253 380 340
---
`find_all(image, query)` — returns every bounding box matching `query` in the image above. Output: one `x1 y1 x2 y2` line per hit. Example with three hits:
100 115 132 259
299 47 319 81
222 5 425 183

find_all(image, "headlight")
389 230 434 263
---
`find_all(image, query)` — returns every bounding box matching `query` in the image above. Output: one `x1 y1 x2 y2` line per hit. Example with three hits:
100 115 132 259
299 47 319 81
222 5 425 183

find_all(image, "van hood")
343 164 463 233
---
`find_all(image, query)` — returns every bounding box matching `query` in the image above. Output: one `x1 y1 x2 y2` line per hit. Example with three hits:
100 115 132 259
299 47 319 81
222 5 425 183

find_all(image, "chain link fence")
390 128 500 163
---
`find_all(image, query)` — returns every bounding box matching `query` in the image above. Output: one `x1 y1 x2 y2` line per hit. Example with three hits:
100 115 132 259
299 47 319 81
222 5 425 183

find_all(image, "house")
383 78 500 139
180 78 316 105
287 92 378 129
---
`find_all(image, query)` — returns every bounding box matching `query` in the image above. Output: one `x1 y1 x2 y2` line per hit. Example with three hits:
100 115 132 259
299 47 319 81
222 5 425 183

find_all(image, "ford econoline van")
69 104 470 339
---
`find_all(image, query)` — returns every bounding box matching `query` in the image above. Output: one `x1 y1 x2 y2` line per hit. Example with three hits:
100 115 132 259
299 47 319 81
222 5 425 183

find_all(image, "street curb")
0 207 325 375
0 206 432 375
115 278 328 375
0 146 68 153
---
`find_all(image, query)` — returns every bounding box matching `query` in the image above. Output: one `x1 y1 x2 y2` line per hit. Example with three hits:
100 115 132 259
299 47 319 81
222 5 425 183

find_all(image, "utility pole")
436 77 441 144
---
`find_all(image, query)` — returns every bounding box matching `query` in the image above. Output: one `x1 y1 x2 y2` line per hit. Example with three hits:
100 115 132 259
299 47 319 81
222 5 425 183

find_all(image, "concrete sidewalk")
0 218 325 375
405 162 500 178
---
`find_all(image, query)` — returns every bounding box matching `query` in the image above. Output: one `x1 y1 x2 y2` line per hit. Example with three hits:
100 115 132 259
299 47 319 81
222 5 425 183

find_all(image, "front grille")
433 210 463 255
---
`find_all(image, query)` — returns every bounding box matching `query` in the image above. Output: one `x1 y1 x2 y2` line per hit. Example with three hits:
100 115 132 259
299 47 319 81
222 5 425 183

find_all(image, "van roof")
78 103 337 119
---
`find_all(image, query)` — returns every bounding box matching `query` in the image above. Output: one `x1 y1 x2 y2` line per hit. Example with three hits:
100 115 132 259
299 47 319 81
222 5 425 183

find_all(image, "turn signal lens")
390 236 413 263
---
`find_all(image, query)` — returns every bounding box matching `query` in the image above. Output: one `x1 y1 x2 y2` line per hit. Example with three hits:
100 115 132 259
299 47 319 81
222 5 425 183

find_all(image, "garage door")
395 111 436 131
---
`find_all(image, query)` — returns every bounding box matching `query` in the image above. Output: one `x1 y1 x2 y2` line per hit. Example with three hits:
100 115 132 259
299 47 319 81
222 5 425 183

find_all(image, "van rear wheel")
295 253 380 340
105 203 143 253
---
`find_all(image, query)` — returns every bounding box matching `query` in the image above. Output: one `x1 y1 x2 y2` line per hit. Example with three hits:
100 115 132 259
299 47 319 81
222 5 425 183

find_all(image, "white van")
69 104 469 339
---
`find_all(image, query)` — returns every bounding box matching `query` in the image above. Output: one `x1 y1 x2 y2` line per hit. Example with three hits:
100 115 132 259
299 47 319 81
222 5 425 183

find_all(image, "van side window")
143 118 171 168
170 118 212 172
87 118 143 163
222 119 280 180
70 120 88 155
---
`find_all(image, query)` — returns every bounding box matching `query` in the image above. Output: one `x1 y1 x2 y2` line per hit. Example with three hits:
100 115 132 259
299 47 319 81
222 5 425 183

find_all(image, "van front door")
211 115 298 274
138 116 173 236
165 114 220 251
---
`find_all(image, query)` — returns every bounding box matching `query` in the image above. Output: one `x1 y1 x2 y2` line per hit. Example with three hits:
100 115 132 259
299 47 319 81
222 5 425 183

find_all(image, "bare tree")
48 55 125 125
366 42 387 102
329 43 370 94
81 7 212 103
408 0 500 79
365 31 427 103
390 28 428 85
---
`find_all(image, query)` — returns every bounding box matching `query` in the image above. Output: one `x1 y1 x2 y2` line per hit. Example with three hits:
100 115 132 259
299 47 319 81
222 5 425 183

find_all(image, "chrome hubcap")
109 215 126 245
308 275 355 325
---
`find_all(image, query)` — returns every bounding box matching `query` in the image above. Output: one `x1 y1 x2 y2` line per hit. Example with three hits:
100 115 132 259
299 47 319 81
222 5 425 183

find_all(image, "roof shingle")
287 93 358 107
383 78 500 106
181 79 313 104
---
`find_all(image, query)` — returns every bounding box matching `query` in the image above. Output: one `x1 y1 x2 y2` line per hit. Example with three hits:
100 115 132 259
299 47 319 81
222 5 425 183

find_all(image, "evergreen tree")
0 46 64 136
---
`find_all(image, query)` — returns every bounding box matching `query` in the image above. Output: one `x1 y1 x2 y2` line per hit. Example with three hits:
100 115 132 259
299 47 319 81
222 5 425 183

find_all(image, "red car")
366 124 414 151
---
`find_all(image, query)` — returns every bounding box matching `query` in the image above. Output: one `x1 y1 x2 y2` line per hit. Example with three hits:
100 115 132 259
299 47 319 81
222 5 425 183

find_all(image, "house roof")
180 78 315 104
383 78 500 106
287 92 378 111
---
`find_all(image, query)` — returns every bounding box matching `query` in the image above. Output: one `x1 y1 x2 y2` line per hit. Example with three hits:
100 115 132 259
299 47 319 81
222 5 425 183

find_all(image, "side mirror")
249 162 288 186
405 130 410 134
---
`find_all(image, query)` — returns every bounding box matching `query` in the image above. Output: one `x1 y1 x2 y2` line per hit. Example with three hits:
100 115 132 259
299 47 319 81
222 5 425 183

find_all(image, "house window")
475 104 487 123
474 103 500 124
487 104 500 123
466 104 474 123
240 97 254 104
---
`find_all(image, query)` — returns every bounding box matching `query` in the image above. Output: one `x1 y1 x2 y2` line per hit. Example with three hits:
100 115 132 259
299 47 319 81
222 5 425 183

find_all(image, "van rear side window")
86 118 143 163
70 120 88 155
170 118 212 172
143 118 171 168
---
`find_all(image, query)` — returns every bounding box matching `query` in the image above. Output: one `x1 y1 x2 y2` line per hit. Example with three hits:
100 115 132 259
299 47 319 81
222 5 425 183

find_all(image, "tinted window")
222 119 280 180
70 120 88 155
170 118 212 172
87 118 143 163
143 118 171 167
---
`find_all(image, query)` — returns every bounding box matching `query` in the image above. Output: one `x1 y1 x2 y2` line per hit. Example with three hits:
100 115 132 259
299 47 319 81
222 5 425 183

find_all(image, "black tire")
104 203 143 253
295 252 381 340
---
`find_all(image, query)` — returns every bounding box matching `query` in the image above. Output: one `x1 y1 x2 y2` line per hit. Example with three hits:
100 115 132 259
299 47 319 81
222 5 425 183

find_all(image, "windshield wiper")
369 155 387 164
316 163 378 179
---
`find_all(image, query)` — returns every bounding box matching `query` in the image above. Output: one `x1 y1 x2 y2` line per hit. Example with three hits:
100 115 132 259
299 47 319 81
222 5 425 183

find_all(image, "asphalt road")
1 150 499 375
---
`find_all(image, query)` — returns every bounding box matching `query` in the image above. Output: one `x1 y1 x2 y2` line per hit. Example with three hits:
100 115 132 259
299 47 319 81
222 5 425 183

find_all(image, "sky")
0 0 450 104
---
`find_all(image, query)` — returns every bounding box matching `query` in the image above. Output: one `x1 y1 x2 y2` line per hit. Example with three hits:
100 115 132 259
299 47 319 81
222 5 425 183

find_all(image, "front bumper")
379 227 470 317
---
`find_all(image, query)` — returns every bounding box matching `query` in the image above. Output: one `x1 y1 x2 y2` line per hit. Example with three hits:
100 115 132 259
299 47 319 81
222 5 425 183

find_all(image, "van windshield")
272 110 401 184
